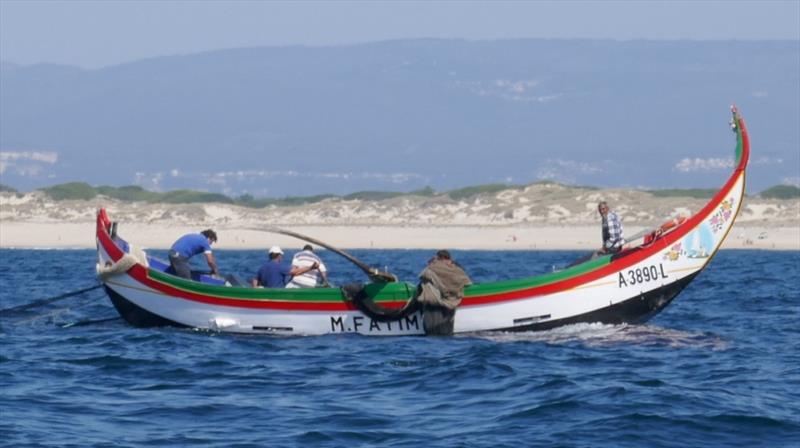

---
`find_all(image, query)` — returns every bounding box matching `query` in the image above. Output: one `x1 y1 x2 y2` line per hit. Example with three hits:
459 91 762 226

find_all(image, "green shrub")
96 185 159 202
409 186 436 197
272 194 336 206
344 190 406 201
157 190 234 204
647 188 717 199
760 185 800 199
40 182 97 200
446 183 521 200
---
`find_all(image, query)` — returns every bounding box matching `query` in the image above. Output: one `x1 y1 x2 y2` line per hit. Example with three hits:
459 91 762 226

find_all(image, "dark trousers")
423 305 456 336
169 253 192 279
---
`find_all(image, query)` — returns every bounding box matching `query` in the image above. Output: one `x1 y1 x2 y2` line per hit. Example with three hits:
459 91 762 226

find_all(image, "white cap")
268 246 284 255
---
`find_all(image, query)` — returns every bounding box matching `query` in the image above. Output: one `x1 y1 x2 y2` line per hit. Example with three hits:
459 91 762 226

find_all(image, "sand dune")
1 186 798 250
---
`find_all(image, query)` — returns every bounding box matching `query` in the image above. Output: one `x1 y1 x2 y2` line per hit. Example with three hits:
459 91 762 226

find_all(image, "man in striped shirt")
598 201 625 254
286 245 329 288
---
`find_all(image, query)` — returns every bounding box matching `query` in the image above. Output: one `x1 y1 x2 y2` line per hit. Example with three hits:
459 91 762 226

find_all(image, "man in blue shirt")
169 229 219 279
251 246 319 288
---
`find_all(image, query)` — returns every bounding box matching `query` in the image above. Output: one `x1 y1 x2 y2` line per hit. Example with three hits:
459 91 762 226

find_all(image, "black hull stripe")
105 286 187 328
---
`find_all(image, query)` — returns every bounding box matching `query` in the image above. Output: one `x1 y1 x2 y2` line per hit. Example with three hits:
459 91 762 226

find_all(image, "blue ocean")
1 249 798 447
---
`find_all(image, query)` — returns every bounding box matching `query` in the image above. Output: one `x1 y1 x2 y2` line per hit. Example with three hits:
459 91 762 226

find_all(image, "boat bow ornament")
95 107 750 335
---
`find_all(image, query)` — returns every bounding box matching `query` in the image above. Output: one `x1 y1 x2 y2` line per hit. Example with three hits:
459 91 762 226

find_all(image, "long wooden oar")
262 226 397 283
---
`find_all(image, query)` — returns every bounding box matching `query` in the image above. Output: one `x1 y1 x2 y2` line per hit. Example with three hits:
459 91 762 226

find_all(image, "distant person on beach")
597 201 625 255
168 230 219 279
416 250 472 336
251 246 319 288
286 245 330 288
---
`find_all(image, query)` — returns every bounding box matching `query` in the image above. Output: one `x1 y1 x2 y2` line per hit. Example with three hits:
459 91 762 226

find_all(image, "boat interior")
107 218 684 290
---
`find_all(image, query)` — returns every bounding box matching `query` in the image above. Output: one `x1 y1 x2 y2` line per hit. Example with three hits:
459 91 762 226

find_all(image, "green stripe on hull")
464 254 611 297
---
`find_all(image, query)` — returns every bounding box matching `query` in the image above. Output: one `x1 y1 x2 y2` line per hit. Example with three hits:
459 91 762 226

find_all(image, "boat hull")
95 108 750 336
105 271 699 334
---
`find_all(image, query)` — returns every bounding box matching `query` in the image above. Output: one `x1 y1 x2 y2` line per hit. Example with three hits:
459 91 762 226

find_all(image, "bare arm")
289 262 318 277
205 252 219 276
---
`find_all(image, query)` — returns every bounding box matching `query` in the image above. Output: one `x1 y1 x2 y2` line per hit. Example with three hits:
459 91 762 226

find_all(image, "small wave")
476 322 728 349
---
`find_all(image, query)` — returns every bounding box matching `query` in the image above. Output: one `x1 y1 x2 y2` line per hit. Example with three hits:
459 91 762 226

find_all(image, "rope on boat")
341 283 420 322
95 245 149 280
0 284 103 314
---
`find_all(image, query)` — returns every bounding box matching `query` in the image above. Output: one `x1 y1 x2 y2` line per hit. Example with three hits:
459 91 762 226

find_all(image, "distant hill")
33 181 532 206
40 182 234 204
16 181 797 210
647 188 718 199
3 180 797 234
759 185 800 199
0 183 19 193
1 39 797 196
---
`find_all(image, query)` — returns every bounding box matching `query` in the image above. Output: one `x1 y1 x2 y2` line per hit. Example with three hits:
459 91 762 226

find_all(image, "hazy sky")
2 0 799 68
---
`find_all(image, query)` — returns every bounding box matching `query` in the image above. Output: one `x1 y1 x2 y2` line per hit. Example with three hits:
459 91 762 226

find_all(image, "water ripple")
1 249 798 447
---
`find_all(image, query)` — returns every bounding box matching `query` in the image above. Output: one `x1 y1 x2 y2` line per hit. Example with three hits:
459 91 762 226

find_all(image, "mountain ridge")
2 39 798 195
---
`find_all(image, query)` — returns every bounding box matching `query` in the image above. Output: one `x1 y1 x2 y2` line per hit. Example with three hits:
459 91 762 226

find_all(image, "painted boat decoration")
95 107 750 336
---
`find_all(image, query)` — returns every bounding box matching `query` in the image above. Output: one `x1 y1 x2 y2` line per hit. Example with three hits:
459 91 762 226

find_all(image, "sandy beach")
1 188 798 250
0 221 798 251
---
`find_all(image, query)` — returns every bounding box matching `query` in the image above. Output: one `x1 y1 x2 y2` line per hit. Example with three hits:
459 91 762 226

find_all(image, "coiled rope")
341 283 419 322
95 244 148 280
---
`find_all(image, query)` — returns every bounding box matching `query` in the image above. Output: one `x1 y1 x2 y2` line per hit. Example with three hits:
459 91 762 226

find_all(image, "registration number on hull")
619 263 668 288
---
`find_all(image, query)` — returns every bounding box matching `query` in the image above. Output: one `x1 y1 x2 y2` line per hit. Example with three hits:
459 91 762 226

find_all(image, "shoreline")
1 222 797 251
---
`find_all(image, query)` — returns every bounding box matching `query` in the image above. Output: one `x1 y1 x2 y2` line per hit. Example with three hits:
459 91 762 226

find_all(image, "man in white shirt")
286 245 329 288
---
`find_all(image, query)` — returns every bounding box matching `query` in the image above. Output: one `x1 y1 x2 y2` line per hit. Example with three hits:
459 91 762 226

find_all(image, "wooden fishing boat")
95 107 750 335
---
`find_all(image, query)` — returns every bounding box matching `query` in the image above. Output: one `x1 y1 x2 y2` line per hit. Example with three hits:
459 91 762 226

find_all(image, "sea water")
1 249 798 447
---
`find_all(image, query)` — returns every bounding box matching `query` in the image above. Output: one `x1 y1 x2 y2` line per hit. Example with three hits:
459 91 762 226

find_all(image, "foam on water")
478 322 728 349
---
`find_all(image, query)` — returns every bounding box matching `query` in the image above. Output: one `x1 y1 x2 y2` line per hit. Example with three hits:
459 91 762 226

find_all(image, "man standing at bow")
597 201 625 254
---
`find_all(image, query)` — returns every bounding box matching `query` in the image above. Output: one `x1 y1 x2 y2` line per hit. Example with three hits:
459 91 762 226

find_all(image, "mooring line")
0 284 103 314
